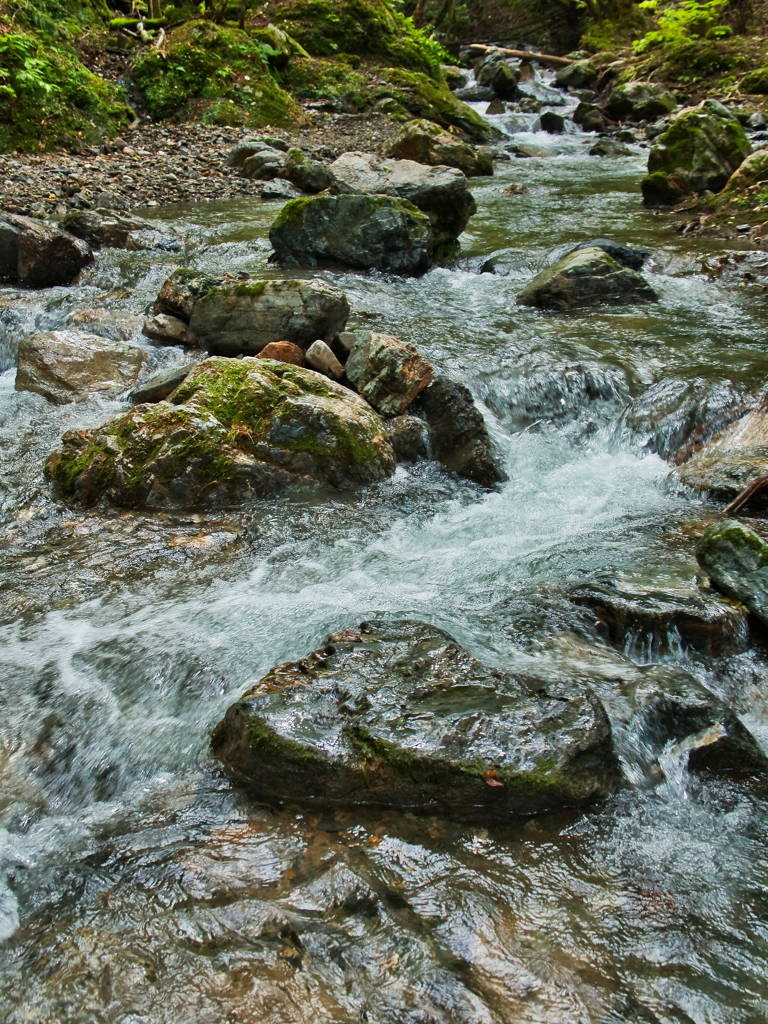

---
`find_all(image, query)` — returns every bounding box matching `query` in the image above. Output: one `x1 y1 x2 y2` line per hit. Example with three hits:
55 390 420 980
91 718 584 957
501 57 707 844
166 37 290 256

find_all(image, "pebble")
0 114 399 216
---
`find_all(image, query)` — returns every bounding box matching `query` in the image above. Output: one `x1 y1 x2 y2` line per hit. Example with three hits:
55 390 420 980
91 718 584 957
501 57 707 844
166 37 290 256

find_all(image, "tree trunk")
412 0 427 27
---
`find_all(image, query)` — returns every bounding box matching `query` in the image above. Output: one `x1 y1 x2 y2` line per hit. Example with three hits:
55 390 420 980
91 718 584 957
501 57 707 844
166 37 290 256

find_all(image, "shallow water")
3 85 768 1023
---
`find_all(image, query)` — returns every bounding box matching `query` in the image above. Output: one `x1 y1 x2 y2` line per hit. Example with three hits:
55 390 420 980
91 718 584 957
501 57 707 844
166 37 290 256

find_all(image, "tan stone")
257 340 306 366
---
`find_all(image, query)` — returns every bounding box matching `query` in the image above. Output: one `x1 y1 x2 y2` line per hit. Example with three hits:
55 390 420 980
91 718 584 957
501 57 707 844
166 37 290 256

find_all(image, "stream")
2 89 768 1023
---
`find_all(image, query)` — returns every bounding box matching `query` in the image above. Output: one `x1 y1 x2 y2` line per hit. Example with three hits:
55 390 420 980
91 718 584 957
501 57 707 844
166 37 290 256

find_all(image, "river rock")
260 178 302 201
697 519 768 627
305 339 344 379
543 635 766 776
516 247 658 309
188 279 350 356
45 357 396 508
383 414 430 461
279 148 336 194
418 376 505 486
329 152 477 247
130 362 197 404
676 393 768 499
555 60 597 89
210 619 622 818
154 270 231 322
257 340 306 366
540 111 565 134
60 210 179 251
15 330 147 405
65 307 144 342
721 148 768 193
475 56 520 100
512 144 554 158
228 139 285 179
345 332 433 416
142 313 198 347
605 82 677 121
269 194 433 275
568 238 649 270
642 102 751 202
570 575 747 657
0 213 93 288
590 139 633 157
386 120 493 177
442 64 468 90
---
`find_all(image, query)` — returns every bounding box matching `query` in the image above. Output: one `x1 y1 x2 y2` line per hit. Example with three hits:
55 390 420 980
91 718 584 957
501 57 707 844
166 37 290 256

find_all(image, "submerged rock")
345 331 433 416
46 357 396 508
269 194 433 275
605 81 677 121
211 619 622 818
329 151 477 247
570 575 747 657
516 247 658 309
15 330 147 405
386 119 493 177
0 213 92 288
61 210 180 251
188 278 350 356
642 102 751 203
418 376 505 486
697 519 768 627
676 393 768 498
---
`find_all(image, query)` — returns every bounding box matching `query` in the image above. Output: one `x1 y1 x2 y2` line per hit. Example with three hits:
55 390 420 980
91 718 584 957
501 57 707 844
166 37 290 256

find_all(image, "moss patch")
132 19 302 127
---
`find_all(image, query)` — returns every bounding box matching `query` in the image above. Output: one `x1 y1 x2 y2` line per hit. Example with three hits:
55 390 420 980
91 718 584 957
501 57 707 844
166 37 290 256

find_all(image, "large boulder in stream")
418 376 505 486
0 213 93 288
676 393 768 499
188 278 350 356
642 101 751 204
45 357 396 508
60 210 181 252
604 81 677 122
211 619 623 818
516 246 658 309
269 194 433 275
154 269 232 322
386 119 493 177
15 330 147 405
697 519 768 628
329 152 477 248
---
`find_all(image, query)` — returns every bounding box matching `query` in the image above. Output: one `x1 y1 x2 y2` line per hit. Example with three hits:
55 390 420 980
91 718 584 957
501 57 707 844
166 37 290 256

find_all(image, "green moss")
132 19 301 127
268 0 447 78
245 713 329 764
740 66 768 94
375 68 497 141
0 31 133 152
280 55 372 112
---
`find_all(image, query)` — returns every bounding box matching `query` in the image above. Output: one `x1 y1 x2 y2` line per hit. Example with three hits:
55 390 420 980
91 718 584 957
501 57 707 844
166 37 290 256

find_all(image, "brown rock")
345 332 433 416
0 213 93 288
142 313 198 347
257 340 306 366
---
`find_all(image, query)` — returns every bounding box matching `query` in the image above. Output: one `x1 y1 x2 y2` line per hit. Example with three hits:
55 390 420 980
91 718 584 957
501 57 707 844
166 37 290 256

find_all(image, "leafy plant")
633 0 732 55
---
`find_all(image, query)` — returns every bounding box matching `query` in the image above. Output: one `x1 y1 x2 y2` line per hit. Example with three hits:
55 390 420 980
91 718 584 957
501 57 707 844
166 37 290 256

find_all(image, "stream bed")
2 109 768 1023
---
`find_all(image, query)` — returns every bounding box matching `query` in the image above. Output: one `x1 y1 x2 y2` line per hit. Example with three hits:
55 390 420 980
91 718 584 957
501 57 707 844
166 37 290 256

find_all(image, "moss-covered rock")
268 0 445 77
132 20 302 127
697 519 768 628
0 31 133 152
646 102 751 196
739 67 768 95
269 193 433 274
280 55 373 113
211 619 622 819
604 81 677 121
640 170 691 207
386 118 493 176
374 68 497 141
516 247 658 309
45 356 396 508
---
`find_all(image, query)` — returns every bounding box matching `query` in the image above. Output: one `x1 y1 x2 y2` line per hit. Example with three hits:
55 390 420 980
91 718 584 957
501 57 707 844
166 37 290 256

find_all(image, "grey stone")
279 148 336 194
211 619 622 818
567 238 650 270
305 339 344 379
269 193 433 276
516 246 658 309
383 414 430 461
131 362 198 404
142 313 198 347
154 270 231 322
15 330 146 405
418 376 505 486
540 111 565 134
188 278 350 356
0 214 92 288
605 82 677 121
697 519 768 627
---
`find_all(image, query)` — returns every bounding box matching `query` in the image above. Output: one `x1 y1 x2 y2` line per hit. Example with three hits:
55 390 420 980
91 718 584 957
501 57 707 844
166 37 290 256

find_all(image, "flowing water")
3 88 768 1023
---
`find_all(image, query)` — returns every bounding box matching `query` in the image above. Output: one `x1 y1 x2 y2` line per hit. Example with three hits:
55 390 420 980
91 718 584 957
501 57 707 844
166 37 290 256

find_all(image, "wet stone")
697 519 768 628
0 213 92 288
383 413 430 462
142 313 198 347
130 362 198 404
211 619 623 818
516 246 658 309
345 332 434 417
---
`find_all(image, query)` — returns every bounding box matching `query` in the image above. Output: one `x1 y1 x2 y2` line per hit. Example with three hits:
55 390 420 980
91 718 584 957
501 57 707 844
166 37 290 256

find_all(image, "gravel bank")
0 113 399 216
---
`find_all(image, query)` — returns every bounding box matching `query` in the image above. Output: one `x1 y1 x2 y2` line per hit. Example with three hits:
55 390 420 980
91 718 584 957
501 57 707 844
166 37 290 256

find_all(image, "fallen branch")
722 476 768 516
467 43 573 68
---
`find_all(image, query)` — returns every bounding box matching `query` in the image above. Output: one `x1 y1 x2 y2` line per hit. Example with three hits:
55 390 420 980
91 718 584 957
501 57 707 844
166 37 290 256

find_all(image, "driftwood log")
467 43 573 68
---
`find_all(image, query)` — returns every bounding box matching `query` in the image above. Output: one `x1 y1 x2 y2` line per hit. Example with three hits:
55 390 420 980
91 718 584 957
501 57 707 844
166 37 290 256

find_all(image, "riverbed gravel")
0 113 399 216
